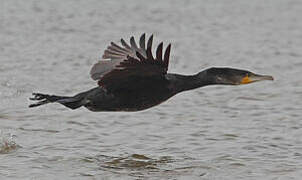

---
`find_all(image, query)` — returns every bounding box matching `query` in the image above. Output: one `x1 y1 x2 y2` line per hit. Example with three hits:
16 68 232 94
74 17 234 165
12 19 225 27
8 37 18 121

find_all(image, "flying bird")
29 34 273 111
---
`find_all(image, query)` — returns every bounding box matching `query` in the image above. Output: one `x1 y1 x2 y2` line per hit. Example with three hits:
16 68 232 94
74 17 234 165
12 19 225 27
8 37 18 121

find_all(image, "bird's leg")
29 92 85 109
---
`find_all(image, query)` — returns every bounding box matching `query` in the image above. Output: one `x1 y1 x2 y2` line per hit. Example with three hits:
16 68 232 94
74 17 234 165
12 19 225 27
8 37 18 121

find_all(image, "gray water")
1 0 302 179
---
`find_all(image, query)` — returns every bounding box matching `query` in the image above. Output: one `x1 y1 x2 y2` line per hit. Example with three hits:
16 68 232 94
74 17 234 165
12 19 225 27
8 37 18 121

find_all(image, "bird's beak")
240 74 274 84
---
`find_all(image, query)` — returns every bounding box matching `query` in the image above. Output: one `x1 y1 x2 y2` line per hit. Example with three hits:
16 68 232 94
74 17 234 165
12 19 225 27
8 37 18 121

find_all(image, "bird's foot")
29 93 50 108
29 93 49 101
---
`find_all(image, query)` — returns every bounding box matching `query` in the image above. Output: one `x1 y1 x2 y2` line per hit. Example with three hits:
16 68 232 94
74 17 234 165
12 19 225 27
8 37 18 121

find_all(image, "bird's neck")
168 72 215 93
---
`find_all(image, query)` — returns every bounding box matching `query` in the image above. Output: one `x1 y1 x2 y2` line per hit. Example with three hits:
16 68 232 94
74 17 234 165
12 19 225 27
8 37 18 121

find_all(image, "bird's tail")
29 93 84 110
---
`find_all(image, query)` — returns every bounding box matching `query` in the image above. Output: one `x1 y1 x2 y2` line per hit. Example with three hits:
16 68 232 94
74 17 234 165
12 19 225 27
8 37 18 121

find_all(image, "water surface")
1 0 302 179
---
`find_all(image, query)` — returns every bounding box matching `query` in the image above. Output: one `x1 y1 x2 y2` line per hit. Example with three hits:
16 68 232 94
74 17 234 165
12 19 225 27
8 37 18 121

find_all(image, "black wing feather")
156 42 163 61
163 44 171 69
139 33 146 50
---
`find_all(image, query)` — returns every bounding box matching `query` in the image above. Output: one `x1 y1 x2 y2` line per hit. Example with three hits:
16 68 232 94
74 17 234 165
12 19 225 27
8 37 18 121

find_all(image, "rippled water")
1 0 302 179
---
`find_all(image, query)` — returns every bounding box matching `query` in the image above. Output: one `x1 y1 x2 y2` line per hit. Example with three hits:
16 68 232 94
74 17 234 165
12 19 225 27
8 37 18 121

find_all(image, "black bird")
29 34 273 111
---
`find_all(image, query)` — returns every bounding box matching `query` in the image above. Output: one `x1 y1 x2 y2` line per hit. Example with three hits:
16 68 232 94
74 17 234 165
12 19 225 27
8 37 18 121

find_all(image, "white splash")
0 131 19 154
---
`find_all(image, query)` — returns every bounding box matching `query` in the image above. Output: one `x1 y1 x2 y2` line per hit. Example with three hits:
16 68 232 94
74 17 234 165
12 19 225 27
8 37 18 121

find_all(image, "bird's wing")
90 34 171 92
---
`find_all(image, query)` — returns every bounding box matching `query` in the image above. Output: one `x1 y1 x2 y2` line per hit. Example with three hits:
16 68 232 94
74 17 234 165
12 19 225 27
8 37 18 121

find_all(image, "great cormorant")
29 34 273 111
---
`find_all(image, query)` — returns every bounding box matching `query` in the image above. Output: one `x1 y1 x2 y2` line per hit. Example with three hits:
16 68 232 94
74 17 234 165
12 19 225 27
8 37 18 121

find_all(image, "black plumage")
29 34 273 111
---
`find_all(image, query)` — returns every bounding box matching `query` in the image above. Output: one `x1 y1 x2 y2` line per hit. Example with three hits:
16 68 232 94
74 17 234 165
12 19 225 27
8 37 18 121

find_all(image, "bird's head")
199 67 274 85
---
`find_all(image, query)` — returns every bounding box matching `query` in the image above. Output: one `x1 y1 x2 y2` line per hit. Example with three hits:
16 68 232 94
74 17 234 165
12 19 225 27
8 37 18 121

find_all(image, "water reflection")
98 154 173 171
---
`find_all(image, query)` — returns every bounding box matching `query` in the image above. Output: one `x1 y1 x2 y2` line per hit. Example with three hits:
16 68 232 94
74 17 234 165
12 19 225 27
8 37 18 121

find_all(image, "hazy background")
1 0 302 179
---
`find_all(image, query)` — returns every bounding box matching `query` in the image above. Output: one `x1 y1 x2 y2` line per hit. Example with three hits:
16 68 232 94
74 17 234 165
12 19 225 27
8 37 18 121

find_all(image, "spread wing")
90 34 171 92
